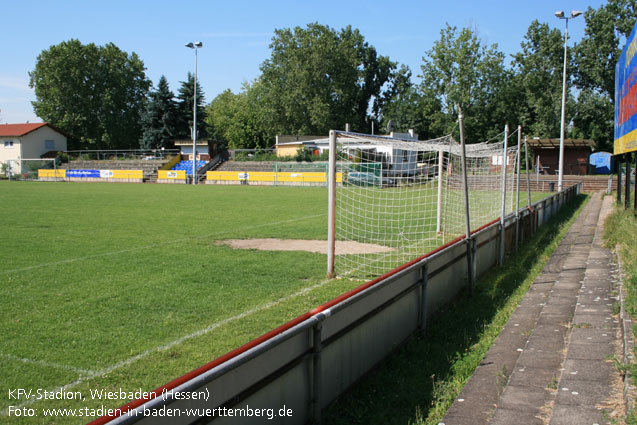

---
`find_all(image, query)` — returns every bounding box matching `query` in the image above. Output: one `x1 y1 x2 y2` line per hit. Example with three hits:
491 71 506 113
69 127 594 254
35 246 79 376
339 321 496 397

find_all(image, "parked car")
345 172 396 187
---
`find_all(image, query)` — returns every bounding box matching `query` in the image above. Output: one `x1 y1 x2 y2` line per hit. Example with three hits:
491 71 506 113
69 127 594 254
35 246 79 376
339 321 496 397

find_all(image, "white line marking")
2 214 325 275
1 274 338 415
0 354 95 375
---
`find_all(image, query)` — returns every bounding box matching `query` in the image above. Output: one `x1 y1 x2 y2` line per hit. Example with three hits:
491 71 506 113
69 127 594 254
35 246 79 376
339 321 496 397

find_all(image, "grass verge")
603 201 637 424
323 194 589 425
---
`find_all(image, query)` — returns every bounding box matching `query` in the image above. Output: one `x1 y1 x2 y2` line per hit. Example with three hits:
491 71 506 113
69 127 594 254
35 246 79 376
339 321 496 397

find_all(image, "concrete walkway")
441 192 628 425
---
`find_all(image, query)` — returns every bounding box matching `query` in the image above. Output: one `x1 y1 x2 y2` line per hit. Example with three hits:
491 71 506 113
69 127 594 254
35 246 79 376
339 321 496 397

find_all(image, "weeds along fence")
92 183 580 425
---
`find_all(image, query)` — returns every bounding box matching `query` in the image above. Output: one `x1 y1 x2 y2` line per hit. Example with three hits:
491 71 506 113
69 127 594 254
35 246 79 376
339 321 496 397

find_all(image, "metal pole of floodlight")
185 41 203 184
555 10 582 192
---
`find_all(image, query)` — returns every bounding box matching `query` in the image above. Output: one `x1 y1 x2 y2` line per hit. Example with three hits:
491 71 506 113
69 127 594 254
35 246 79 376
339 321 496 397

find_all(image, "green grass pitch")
0 181 545 424
1 182 364 423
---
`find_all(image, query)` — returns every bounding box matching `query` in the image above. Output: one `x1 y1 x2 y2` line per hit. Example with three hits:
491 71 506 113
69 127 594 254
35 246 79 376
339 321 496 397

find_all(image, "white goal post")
327 127 521 280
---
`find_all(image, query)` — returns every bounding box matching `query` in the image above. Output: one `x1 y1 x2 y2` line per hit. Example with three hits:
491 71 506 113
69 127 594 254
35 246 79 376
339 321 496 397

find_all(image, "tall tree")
259 22 395 135
206 81 273 149
29 39 150 149
139 76 178 150
512 20 575 139
573 0 637 98
379 65 445 139
419 24 510 142
572 89 614 151
572 0 637 149
176 72 207 140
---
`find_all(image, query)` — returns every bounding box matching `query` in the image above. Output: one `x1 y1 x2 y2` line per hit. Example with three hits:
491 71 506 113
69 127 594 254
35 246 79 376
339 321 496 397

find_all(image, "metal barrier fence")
91 183 580 425
66 149 179 161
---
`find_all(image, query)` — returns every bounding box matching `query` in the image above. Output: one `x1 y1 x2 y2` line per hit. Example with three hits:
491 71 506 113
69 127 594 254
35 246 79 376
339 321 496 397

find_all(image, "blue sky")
0 0 605 124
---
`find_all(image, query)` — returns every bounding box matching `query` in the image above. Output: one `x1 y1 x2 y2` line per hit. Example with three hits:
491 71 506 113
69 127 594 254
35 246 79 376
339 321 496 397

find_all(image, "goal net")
1 158 58 181
329 130 519 279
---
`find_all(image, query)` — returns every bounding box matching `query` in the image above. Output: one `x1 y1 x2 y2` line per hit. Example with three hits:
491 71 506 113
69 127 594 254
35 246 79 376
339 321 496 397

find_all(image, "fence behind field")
92 183 580 425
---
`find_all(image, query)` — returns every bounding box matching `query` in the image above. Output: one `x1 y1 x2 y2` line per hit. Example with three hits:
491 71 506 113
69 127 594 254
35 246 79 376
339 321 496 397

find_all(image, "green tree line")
29 0 636 152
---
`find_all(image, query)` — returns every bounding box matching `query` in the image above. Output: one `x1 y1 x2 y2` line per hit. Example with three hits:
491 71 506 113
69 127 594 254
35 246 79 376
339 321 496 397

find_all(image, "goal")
326 130 519 279
2 158 59 181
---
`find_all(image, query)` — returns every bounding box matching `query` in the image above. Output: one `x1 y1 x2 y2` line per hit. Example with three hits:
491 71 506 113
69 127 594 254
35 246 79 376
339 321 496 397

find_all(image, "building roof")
0 123 69 138
527 138 595 149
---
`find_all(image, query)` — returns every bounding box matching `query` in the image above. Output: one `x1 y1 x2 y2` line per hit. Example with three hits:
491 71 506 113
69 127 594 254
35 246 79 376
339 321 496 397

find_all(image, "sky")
0 0 606 124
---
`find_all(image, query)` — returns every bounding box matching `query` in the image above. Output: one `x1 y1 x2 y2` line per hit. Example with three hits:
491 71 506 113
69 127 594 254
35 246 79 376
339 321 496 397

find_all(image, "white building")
275 130 423 176
0 123 68 174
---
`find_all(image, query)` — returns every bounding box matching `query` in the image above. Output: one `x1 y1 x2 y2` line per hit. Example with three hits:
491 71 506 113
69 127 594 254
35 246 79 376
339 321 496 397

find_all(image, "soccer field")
0 181 546 423
0 182 365 424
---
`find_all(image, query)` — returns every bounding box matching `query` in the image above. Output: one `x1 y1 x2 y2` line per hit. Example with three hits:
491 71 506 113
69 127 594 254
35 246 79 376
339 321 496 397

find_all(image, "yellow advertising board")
111 170 143 179
206 171 342 184
38 169 66 178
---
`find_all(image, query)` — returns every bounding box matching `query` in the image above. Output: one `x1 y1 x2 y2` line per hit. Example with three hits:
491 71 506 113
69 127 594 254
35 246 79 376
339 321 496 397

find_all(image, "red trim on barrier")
90 219 500 424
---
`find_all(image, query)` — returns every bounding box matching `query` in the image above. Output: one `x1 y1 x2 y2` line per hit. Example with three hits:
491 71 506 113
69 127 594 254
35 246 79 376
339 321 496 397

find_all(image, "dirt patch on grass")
219 238 394 255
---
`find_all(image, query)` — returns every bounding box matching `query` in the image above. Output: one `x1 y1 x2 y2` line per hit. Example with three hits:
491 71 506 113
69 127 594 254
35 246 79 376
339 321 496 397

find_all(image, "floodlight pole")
556 10 582 192
186 41 203 185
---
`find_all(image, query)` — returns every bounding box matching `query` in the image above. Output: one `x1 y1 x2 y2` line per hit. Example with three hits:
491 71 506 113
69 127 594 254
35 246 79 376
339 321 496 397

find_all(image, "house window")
45 140 55 150
4 140 13 148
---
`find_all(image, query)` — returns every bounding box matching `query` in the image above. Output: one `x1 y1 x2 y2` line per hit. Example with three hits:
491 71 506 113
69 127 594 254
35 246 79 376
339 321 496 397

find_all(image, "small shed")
174 140 225 161
589 152 613 175
275 135 324 158
527 138 595 175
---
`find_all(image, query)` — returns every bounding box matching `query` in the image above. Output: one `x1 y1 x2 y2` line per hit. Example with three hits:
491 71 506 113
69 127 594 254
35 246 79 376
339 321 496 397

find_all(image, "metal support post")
515 127 521 252
499 125 509 266
311 320 323 424
629 153 637 215
327 130 337 278
618 157 623 205
436 148 444 233
471 237 477 288
525 136 531 207
626 152 632 210
458 110 474 295
418 264 429 334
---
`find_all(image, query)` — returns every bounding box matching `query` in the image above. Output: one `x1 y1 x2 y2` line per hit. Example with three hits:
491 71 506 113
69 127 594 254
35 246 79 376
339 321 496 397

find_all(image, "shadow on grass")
322 194 588 425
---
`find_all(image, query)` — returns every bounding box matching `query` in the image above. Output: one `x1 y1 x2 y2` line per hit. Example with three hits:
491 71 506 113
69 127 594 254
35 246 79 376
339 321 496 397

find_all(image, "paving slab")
554 379 615 407
562 358 614 382
489 408 545 425
569 327 615 344
566 342 616 360
506 366 559 389
516 350 565 370
548 405 608 425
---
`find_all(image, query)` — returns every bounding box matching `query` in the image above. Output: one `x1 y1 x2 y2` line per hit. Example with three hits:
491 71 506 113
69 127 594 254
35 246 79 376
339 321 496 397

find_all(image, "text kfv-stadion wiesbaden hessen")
7 387 293 420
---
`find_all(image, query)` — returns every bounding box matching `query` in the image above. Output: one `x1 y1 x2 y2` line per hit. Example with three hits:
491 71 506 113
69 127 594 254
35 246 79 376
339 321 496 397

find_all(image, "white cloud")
0 75 32 92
